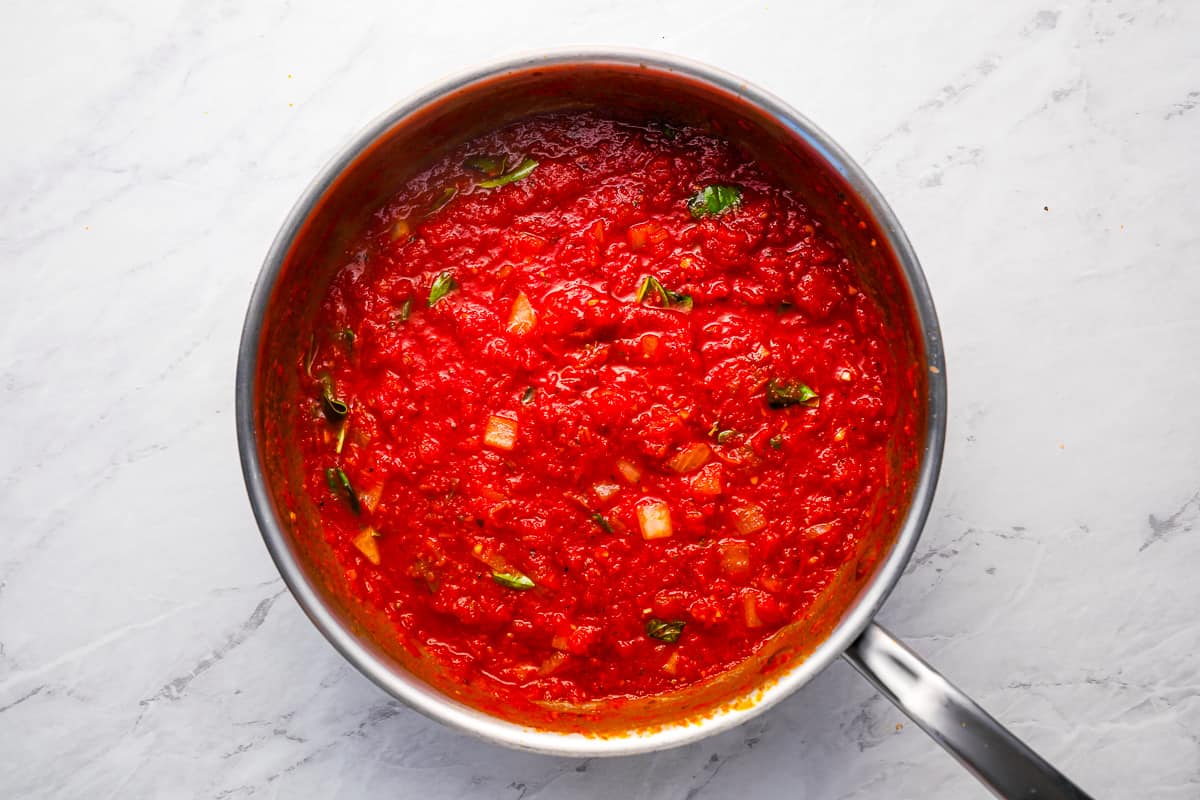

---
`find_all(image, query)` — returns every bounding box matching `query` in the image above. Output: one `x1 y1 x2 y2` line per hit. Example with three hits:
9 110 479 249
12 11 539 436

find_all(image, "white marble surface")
2 0 1198 796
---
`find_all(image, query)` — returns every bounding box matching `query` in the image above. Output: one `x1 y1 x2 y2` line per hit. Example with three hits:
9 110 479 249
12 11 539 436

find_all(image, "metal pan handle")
843 622 1094 799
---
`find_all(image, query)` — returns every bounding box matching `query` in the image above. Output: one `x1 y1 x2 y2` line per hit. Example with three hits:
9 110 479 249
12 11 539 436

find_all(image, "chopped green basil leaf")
766 379 819 409
321 380 349 421
635 275 692 311
646 618 685 643
429 186 457 213
592 512 613 533
492 570 535 590
688 185 742 219
335 423 348 454
478 157 538 189
398 298 413 322
331 467 361 513
769 434 783 450
650 120 679 140
463 154 506 177
428 272 458 306
521 386 536 404
634 275 659 304
716 429 736 444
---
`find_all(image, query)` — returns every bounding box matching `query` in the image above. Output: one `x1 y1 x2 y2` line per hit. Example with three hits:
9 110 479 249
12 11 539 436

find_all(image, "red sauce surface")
298 112 903 708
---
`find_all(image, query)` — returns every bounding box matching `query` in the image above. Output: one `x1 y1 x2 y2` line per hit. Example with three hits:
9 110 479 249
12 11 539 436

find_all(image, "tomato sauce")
298 112 904 709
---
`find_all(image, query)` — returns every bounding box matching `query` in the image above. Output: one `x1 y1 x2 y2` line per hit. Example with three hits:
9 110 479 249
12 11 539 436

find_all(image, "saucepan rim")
235 47 947 757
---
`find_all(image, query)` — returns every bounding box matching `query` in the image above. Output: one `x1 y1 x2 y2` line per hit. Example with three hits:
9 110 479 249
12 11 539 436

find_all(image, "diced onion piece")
616 458 642 484
507 291 537 335
667 442 711 474
479 485 508 501
759 575 784 593
592 481 621 501
720 541 751 577
732 504 767 535
484 415 519 451
360 484 384 514
743 593 764 628
563 490 591 510
390 219 411 241
627 222 649 250
691 462 723 496
539 650 568 676
641 334 659 356
804 522 833 539
637 499 673 540
353 528 381 565
662 651 680 675
627 221 668 250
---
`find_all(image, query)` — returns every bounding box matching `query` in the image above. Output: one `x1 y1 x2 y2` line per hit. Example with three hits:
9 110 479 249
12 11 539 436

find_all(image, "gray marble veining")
2 1 1197 797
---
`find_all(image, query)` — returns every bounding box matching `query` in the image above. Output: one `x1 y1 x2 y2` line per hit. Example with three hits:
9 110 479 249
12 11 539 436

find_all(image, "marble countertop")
3 1 1198 797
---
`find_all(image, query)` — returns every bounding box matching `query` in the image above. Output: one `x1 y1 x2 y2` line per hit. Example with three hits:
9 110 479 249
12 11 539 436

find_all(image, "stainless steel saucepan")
236 50 1093 799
